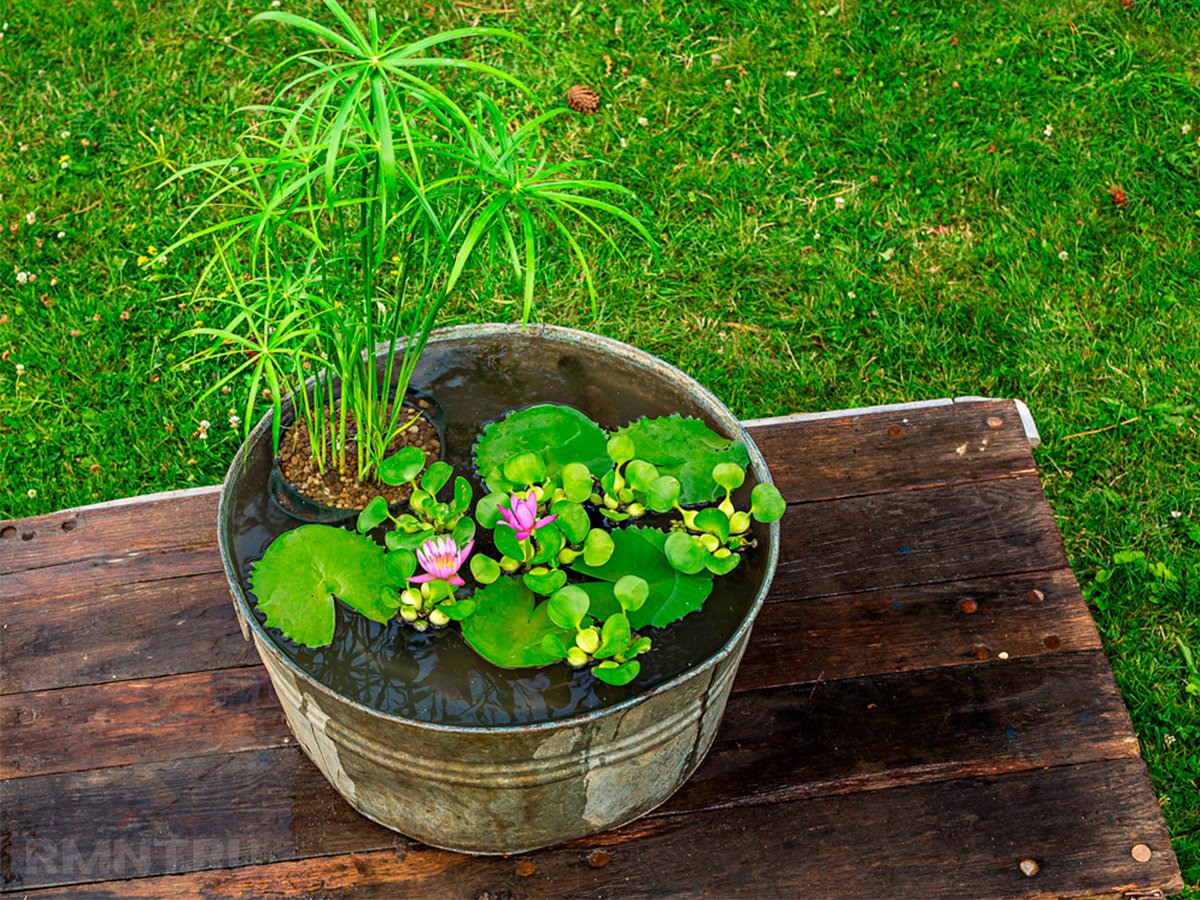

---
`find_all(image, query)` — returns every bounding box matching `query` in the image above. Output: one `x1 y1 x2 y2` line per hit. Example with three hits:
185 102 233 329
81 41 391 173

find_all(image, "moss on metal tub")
218 324 781 854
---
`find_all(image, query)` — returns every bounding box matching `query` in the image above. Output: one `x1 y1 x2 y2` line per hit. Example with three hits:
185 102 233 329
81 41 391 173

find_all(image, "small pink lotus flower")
411 535 473 587
498 492 557 541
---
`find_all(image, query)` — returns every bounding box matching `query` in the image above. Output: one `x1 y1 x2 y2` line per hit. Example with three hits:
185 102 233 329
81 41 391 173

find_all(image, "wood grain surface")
0 400 1182 898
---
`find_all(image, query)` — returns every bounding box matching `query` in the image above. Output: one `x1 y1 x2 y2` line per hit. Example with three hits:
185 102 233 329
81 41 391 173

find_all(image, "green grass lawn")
2 0 1197 886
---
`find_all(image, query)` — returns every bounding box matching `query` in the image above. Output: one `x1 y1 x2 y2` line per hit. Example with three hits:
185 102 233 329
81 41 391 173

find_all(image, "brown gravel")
277 398 442 512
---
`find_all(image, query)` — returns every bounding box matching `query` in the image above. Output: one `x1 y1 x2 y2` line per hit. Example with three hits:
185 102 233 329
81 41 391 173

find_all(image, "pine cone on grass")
567 84 600 114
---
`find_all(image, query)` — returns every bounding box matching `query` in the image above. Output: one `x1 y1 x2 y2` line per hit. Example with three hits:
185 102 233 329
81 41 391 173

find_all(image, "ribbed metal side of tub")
253 628 748 853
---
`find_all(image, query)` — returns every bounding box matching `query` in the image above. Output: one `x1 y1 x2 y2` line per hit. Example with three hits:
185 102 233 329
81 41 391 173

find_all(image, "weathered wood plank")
748 398 1035 503
774 475 1069 599
0 572 258 695
0 668 287 779
15 758 1180 899
0 651 1141 888
0 490 219 577
741 567 1102 689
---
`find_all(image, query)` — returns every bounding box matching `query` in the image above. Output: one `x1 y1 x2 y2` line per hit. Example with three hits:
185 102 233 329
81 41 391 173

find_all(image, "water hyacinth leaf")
476 491 506 528
451 477 473 515
503 451 546 487
524 567 568 596
483 467 509 495
751 483 786 522
664 531 708 575
409 489 434 514
583 528 615 566
575 627 600 654
385 548 417 583
593 660 640 686
729 511 752 535
595 612 632 660
614 416 749 504
614 574 649 611
600 469 619 496
452 516 476 547
421 461 453 495
607 433 636 464
625 459 659 492
461 578 572 668
529 523 564 564
706 552 741 576
251 525 400 648
561 462 593 502
385 527 434 551
647 475 681 513
470 554 502 585
473 404 609 485
712 462 746 491
573 527 713 629
493 522 525 560
438 598 477 621
551 499 590 544
378 446 426 485
693 507 731 542
548 584 590 630
356 495 390 534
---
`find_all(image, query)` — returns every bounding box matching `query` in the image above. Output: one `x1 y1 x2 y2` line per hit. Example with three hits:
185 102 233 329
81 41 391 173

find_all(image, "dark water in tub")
226 332 770 727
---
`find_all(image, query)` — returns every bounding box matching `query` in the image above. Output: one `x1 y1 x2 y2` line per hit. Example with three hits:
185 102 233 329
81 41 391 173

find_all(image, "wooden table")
1 398 1183 898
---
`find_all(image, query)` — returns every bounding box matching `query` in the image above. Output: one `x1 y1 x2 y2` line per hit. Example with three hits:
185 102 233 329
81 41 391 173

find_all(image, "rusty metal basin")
217 324 780 854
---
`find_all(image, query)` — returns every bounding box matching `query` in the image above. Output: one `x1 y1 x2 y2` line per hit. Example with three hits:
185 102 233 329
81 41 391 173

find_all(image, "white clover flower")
785 70 797 79
710 53 721 64
637 116 649 126
834 197 845 209
270 0 282 6
1043 124 1053 137
619 137 628 149
16 271 30 284
1183 123 1192 135
57 231 65 239
27 489 36 499
19 143 28 152
60 130 71 139
15 363 26 374
1058 250 1069 261
733 107 742 115
25 211 35 225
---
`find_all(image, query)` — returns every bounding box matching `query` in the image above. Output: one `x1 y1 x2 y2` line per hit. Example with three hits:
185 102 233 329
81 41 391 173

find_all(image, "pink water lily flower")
411 535 474 587
499 492 557 541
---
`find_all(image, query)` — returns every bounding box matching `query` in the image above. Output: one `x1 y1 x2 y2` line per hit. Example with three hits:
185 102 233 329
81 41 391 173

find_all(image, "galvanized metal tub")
218 324 780 854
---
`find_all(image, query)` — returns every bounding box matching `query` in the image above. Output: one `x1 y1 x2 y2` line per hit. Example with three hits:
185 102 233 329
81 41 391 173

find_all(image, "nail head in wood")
1026 589 1045 604
587 850 611 868
1131 844 1153 862
1019 859 1039 876
887 425 904 438
515 859 537 877
957 598 978 614
972 645 991 660
987 416 1004 429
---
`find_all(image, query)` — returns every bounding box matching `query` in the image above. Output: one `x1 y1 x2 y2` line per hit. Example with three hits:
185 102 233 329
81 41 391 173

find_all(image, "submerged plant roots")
277 400 441 511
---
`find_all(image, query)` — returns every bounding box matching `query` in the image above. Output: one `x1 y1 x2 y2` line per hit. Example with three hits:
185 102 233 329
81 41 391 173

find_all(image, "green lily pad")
250 525 400 648
612 416 749 505
572 527 713 629
461 578 573 668
473 404 609 491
